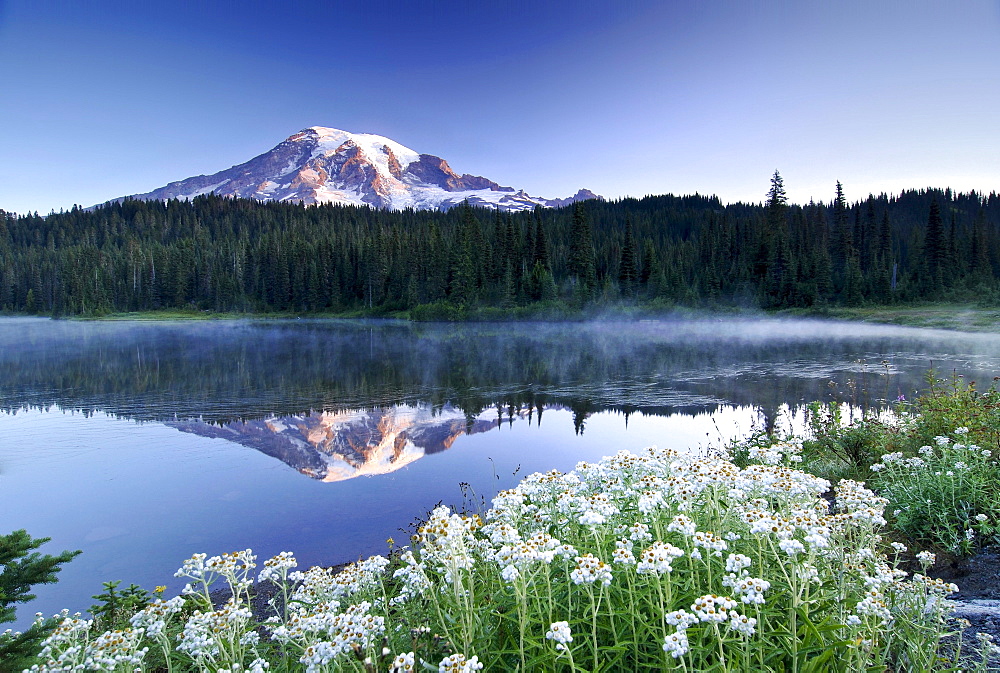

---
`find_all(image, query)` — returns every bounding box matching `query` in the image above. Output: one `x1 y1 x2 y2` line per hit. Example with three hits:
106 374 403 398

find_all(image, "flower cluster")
128 595 185 638
28 613 149 672
636 541 684 574
437 653 483 672
545 620 572 651
570 553 613 586
257 550 298 583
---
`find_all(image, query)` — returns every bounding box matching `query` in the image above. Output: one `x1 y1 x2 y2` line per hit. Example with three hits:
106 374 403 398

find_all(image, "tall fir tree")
971 209 990 280
450 202 480 307
766 170 788 214
533 207 550 270
833 181 854 266
568 202 597 298
922 199 947 295
618 216 639 296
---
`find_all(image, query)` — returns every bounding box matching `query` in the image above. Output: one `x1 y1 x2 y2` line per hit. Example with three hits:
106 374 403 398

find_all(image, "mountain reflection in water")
168 405 511 482
6 315 1000 484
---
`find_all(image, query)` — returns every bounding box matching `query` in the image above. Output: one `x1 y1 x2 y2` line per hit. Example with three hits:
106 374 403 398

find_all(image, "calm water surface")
3 316 1000 627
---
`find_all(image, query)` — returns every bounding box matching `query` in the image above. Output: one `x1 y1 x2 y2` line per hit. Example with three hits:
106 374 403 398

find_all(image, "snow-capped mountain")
125 126 600 212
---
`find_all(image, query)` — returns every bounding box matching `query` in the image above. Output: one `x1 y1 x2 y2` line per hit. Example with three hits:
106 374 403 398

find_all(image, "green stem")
713 622 729 673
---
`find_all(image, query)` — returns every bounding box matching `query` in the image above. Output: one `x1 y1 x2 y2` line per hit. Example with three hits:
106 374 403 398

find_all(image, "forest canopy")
1 176 998 316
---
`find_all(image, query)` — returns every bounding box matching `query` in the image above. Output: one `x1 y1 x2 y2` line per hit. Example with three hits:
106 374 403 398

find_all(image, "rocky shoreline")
930 549 1000 666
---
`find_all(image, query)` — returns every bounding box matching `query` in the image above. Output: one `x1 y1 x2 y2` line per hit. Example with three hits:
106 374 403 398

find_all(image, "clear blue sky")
1 0 998 215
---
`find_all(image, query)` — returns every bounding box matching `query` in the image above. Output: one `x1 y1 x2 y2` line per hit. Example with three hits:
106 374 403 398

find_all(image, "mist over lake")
3 315 1000 628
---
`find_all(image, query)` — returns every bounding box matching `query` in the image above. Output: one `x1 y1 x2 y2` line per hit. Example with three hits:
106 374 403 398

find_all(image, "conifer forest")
2 174 999 317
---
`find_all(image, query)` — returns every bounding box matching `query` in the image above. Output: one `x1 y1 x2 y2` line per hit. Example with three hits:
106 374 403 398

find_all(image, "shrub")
870 430 1000 556
408 301 466 322
813 373 1000 557
903 372 1000 454
89 581 151 632
800 401 891 481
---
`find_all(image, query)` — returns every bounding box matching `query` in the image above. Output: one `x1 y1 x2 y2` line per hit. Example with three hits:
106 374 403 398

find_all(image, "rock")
953 599 1000 619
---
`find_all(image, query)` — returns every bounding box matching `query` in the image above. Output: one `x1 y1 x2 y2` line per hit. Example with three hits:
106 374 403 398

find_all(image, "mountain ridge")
120 126 600 212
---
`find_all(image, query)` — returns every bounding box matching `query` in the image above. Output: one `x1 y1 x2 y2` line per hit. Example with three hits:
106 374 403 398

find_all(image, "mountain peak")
122 127 600 212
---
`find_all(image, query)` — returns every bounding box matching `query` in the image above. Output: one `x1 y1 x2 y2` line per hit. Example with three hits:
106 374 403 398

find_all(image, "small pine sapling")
0 530 80 672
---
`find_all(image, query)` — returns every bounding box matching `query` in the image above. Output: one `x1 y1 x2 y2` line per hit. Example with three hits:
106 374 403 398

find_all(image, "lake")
3 315 1000 628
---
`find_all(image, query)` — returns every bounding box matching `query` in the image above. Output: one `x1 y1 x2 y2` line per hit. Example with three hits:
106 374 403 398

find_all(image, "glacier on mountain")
122 126 599 213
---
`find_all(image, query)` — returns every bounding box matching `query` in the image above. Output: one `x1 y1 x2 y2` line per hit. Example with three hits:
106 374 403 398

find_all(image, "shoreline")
5 301 1000 332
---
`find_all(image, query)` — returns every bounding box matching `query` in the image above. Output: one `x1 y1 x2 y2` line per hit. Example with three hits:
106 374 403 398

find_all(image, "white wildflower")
258 551 297 583
729 611 757 636
664 610 699 629
662 630 689 658
637 542 684 575
732 577 771 605
390 652 416 672
691 594 738 623
570 554 612 586
725 553 752 574
666 514 696 536
438 653 483 672
628 522 652 542
612 541 636 565
545 621 572 651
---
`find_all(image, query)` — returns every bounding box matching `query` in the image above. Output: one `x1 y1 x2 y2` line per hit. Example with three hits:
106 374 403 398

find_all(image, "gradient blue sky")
1 0 998 215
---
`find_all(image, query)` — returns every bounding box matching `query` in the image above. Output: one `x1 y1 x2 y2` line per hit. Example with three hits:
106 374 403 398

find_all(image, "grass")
0 297 987 330
65 301 1000 331
785 303 1000 332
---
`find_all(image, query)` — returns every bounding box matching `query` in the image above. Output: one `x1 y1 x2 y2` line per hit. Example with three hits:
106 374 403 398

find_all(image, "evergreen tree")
763 171 791 306
528 261 557 301
863 199 879 271
492 209 508 280
532 208 550 270
833 181 854 265
843 256 864 306
618 217 639 296
2 182 999 316
922 199 947 295
640 239 658 288
877 211 892 266
764 230 792 307
499 264 515 308
450 202 479 307
0 530 80 671
809 204 833 302
766 170 788 215
568 202 597 298
971 209 990 279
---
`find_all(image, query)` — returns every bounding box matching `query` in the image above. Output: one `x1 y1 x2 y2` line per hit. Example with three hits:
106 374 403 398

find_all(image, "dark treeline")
2 173 999 316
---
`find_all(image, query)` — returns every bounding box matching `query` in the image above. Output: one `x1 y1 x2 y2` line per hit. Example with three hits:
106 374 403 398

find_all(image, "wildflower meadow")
15 437 989 672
